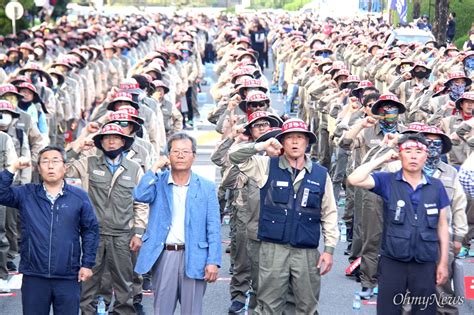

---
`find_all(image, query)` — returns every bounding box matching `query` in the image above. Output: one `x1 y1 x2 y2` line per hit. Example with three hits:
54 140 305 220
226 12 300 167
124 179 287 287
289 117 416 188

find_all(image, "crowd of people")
0 8 472 315
207 11 474 315
0 12 220 315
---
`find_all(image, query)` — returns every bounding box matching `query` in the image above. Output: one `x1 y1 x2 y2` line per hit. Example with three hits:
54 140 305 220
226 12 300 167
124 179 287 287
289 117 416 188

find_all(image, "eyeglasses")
249 102 267 108
425 139 443 147
113 121 130 128
251 121 271 129
40 159 64 166
365 102 375 108
169 149 194 156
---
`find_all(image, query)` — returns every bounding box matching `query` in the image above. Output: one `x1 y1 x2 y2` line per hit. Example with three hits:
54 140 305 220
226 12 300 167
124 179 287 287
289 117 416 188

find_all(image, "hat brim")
409 65 432 75
317 62 332 71
395 62 414 74
401 130 452 154
51 62 73 70
49 72 65 87
107 99 140 111
154 85 169 94
340 81 360 90
238 85 268 95
445 77 472 88
0 90 23 99
18 69 54 88
17 87 49 114
120 88 142 95
0 109 20 118
371 100 406 115
275 129 317 145
256 129 282 143
243 115 282 136
93 133 134 152
455 96 474 110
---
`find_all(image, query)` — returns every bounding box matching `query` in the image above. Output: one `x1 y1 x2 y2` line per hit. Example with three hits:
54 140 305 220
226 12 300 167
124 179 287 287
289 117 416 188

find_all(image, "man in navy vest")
229 118 339 314
348 133 450 314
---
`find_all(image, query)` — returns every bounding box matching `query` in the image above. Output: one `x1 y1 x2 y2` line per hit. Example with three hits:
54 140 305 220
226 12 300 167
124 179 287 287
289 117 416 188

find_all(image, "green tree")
432 0 449 43
0 0 36 35
52 0 71 19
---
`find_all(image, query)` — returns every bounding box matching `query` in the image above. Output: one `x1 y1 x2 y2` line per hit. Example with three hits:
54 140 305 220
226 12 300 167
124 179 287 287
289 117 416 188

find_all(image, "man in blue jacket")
134 132 221 315
0 146 99 315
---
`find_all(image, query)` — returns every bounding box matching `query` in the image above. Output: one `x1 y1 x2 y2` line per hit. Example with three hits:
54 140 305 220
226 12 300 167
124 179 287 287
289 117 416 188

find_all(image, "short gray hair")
167 132 197 154
38 145 67 164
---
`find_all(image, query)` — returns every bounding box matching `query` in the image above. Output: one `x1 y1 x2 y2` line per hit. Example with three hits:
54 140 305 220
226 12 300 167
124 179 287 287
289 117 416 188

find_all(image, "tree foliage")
394 0 474 48
0 0 35 35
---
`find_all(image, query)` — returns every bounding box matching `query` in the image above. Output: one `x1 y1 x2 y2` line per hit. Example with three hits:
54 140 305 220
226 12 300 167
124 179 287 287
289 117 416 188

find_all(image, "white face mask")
0 112 13 127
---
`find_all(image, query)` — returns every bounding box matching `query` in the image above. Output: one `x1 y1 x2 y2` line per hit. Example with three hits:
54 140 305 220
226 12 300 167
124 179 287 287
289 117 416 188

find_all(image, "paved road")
1 63 474 314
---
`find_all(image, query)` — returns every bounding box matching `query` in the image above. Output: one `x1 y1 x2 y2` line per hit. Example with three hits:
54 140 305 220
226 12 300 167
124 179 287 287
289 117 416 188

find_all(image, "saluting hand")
382 133 400 148
361 116 377 129
13 157 31 172
261 138 282 156
382 149 399 163
151 156 171 173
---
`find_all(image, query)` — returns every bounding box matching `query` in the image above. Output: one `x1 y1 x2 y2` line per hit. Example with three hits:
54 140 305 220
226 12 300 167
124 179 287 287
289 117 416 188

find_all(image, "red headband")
399 140 428 152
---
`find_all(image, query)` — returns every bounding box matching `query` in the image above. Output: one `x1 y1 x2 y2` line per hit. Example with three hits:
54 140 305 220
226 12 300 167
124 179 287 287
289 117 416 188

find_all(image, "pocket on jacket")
303 186 321 209
259 210 287 241
294 212 320 247
417 231 439 262
426 214 439 229
198 242 209 248
384 229 411 260
270 182 290 204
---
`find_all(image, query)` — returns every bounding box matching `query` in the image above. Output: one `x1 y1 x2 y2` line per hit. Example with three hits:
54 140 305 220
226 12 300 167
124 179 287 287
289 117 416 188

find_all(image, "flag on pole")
390 0 408 23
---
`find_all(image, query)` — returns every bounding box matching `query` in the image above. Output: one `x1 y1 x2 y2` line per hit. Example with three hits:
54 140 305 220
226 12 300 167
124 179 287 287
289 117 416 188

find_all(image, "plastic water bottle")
223 214 230 225
97 296 106 315
340 223 347 242
352 292 361 310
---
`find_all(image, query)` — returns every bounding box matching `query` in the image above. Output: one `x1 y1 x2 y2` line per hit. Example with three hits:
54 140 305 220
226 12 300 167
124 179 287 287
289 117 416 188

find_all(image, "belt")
165 244 185 251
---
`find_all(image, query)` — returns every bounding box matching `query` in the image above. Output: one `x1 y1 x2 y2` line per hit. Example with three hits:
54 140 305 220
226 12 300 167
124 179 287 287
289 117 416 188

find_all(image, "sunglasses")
113 121 131 128
425 139 443 147
248 102 267 108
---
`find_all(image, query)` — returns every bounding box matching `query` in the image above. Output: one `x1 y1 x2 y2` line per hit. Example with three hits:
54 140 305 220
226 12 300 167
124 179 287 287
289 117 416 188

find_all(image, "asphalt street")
1 62 473 315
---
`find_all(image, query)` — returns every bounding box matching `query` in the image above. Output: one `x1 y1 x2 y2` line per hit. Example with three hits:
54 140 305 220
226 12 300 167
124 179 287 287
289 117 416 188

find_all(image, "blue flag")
390 0 408 23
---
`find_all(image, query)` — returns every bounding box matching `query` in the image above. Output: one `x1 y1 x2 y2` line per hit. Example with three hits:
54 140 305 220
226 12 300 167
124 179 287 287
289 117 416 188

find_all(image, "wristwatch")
134 234 143 239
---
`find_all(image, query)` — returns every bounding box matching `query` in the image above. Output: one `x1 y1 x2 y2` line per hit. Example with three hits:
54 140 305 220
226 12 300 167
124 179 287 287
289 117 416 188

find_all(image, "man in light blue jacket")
133 132 221 315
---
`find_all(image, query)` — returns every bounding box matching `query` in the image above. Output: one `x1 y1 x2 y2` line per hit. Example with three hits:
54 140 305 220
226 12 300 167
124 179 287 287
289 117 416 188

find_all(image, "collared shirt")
398 171 428 212
371 170 450 212
43 181 65 204
105 153 123 174
165 172 190 245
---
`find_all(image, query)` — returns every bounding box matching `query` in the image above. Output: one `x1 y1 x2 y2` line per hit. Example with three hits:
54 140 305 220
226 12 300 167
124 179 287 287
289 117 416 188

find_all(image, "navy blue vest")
381 173 443 263
258 157 327 248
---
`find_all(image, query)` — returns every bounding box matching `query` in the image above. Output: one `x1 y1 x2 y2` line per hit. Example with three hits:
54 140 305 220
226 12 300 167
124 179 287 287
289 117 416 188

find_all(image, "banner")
390 0 408 23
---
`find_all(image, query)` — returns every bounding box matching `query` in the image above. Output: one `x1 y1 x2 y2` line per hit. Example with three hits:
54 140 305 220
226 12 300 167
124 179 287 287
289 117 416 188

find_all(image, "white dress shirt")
165 173 190 244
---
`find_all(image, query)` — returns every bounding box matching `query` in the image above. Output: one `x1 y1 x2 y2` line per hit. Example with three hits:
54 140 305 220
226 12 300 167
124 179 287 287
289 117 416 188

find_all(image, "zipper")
48 201 54 277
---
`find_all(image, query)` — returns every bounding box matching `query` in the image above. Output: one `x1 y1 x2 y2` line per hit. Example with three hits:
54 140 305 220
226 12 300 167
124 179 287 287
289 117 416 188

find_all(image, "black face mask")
103 147 125 159
413 71 427 79
18 100 32 111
